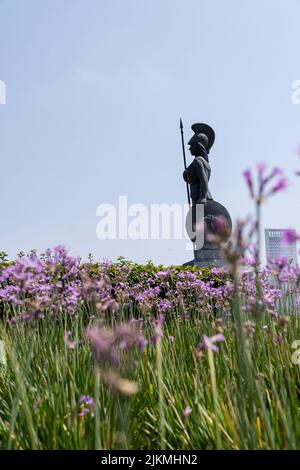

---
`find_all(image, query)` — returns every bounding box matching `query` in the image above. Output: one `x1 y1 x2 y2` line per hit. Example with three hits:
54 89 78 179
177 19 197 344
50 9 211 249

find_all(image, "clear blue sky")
1 0 300 264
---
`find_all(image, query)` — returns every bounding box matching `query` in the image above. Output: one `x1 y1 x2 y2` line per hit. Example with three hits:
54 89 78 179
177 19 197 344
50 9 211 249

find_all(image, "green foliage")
0 252 8 263
0 261 13 273
83 257 226 287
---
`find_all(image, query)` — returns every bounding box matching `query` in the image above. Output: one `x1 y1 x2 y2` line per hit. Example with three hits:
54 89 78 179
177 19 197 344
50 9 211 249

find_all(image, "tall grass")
1 301 300 450
0 163 299 449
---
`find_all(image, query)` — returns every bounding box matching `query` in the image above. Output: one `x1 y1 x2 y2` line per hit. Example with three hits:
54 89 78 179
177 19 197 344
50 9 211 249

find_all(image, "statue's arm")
183 164 196 183
193 158 209 188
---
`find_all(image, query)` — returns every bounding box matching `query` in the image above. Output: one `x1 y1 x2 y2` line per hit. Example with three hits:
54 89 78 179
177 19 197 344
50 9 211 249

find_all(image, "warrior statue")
181 122 232 267
183 123 214 205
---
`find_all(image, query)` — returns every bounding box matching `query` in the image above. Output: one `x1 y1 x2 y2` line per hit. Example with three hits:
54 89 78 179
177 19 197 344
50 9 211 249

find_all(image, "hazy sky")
1 0 300 264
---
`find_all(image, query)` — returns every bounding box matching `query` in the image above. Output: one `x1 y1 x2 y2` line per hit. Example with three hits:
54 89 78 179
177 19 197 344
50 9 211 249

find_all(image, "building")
265 229 298 264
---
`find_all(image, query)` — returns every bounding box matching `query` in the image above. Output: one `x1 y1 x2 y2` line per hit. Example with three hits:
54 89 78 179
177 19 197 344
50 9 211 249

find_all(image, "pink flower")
78 407 89 417
243 164 287 202
272 167 283 177
80 395 95 407
243 169 254 198
268 178 288 195
184 406 192 417
87 323 147 366
256 162 266 176
198 334 225 353
64 330 82 349
282 229 299 245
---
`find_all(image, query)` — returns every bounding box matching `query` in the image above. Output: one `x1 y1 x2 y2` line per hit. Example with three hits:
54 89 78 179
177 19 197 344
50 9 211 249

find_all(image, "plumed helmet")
188 123 215 151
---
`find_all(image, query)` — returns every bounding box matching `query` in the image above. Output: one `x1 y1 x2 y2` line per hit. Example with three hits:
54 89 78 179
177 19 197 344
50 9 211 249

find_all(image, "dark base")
183 248 227 268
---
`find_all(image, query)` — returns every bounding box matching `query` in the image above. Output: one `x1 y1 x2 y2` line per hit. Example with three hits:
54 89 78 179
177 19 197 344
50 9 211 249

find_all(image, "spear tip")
180 117 183 130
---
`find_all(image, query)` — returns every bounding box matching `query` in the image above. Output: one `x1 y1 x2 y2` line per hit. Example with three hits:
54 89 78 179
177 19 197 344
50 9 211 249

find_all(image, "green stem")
156 338 165 449
207 348 222 449
256 201 261 268
94 367 101 450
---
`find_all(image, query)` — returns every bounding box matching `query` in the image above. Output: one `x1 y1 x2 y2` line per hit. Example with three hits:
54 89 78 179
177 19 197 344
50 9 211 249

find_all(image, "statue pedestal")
194 247 226 267
183 248 227 268
184 200 232 268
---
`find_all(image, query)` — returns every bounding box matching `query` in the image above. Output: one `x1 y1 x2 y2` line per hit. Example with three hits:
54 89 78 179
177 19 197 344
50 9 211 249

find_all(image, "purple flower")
78 395 95 417
198 334 225 353
138 335 148 352
243 169 254 198
268 178 288 195
80 395 95 407
261 167 283 187
243 164 287 203
64 330 82 349
86 327 118 366
157 299 172 313
86 397 94 407
87 322 146 366
78 407 90 417
155 269 176 279
256 162 266 176
272 167 283 177
282 229 299 245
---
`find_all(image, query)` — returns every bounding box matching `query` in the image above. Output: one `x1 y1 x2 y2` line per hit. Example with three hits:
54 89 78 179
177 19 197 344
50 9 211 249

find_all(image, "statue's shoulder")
195 156 211 170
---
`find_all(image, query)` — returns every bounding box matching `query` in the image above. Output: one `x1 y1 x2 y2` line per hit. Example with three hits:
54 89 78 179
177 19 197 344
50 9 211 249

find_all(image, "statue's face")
189 142 205 156
189 133 209 156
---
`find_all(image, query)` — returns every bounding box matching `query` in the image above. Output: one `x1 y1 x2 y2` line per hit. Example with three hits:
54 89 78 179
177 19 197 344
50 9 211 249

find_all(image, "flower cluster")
198 333 225 353
86 322 147 367
1 243 299 325
86 322 146 395
79 395 95 417
243 164 288 203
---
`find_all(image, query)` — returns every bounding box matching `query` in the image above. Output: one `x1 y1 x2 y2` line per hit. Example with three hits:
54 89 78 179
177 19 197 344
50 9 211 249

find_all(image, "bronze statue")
181 121 232 266
183 123 214 205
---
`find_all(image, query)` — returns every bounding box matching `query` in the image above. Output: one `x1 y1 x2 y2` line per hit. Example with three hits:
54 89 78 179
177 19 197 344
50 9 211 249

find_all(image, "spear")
180 118 191 206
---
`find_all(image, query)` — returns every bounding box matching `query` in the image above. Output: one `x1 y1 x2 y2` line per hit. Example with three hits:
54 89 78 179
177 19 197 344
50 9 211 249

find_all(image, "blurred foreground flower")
87 322 145 396
87 323 147 367
64 330 83 349
242 164 288 266
243 164 288 203
79 395 95 417
103 371 139 396
184 406 192 417
198 334 225 353
81 271 119 314
80 395 95 407
282 229 300 245
221 218 254 270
